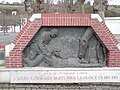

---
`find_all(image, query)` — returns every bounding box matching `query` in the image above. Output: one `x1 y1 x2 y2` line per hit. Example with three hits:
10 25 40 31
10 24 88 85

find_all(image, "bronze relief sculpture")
23 27 106 67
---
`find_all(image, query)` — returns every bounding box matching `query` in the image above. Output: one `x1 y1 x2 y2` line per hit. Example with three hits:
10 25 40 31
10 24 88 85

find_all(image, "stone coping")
0 67 120 71
0 60 5 66
1 67 120 83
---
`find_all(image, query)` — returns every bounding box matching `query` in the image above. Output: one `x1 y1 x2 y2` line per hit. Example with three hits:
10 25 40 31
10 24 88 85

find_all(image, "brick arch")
6 14 120 68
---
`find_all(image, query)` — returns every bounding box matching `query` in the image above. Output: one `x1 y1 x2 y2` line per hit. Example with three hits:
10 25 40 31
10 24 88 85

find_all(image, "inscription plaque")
11 68 120 83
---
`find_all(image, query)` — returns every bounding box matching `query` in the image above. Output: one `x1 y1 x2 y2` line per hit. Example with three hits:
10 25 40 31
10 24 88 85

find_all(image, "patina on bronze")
23 27 106 67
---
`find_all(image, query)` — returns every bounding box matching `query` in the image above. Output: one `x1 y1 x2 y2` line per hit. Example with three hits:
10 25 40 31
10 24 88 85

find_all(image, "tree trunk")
20 24 21 31
82 4 84 14
14 25 16 33
6 25 8 33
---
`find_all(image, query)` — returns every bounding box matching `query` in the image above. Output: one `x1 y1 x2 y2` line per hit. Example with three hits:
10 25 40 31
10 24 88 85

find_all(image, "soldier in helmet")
23 28 59 67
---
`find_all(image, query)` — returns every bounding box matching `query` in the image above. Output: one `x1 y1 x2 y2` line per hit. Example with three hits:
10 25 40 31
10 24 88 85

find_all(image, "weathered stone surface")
23 27 106 68
0 71 10 83
1 83 120 90
16 88 26 90
9 88 15 90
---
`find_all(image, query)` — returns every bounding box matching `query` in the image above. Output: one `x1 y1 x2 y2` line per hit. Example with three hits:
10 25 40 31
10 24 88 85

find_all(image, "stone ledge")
0 60 5 66
0 67 120 71
0 68 120 83
0 71 10 83
117 43 120 50
29 13 42 22
5 43 15 57
91 14 103 22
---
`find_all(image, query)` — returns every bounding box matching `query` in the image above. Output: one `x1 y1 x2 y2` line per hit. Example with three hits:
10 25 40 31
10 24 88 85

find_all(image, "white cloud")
85 0 94 5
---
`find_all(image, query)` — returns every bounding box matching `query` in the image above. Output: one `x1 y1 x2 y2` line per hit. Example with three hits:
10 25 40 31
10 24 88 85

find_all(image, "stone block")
9 88 15 90
0 71 10 83
16 88 26 90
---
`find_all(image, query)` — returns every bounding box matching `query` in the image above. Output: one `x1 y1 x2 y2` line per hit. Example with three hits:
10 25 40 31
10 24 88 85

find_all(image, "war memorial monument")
0 13 119 89
1 0 120 90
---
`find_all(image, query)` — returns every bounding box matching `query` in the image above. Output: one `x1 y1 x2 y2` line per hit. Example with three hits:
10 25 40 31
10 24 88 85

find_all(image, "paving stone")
9 88 15 90
16 88 26 90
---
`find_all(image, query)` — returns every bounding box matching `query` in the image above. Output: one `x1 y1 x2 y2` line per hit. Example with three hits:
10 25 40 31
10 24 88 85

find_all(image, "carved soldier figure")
23 27 106 67
23 28 59 67
78 27 93 63
78 27 106 66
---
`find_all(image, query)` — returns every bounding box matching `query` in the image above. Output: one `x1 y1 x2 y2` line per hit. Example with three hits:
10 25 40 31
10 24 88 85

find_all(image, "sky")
0 0 120 5
0 0 22 4
85 0 120 5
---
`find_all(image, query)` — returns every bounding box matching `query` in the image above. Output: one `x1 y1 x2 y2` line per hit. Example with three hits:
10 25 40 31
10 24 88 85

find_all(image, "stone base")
0 83 120 90
1 68 120 83
78 63 104 67
0 60 5 66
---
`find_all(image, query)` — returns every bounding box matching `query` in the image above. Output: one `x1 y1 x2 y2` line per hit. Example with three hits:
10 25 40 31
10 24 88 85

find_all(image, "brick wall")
5 14 120 68
0 44 5 48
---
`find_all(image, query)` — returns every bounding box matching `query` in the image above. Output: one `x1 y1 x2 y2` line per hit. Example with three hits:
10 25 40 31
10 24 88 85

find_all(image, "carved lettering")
11 69 120 83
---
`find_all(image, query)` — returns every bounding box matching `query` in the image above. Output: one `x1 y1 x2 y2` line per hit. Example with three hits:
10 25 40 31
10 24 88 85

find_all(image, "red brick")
5 14 120 68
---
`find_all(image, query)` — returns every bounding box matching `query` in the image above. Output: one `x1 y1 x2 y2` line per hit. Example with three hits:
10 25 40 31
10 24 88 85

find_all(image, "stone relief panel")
23 27 107 67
